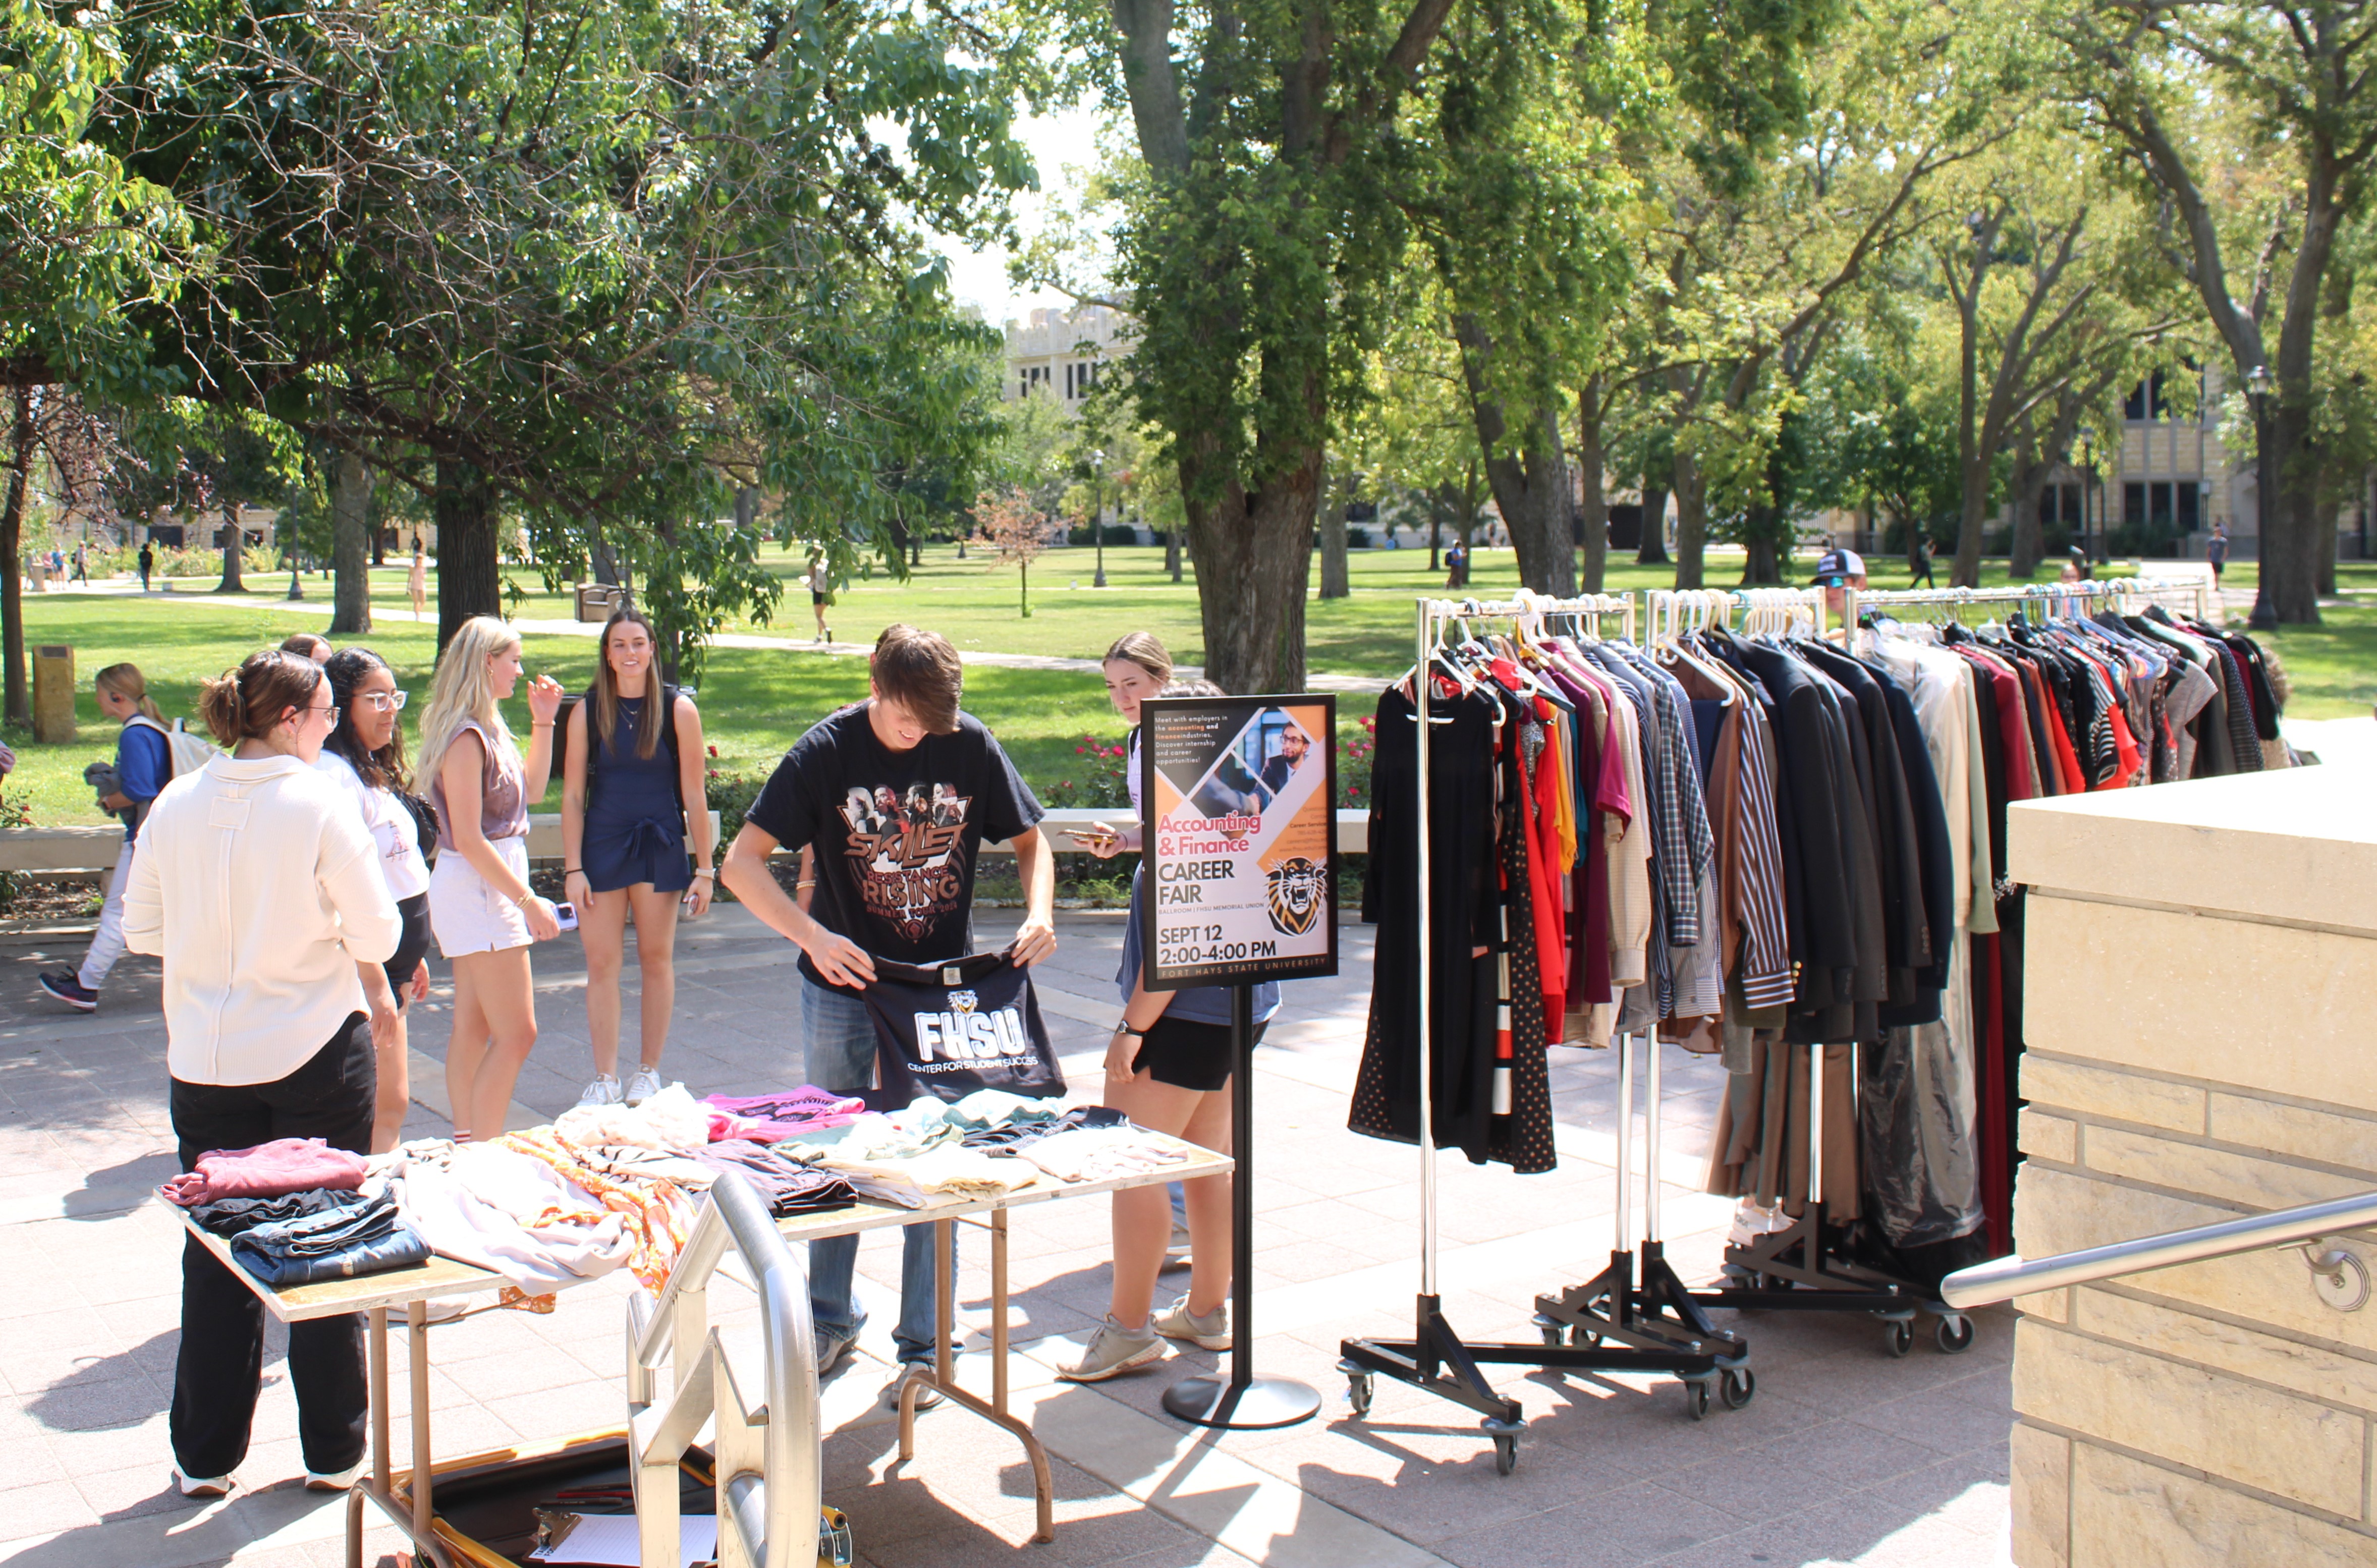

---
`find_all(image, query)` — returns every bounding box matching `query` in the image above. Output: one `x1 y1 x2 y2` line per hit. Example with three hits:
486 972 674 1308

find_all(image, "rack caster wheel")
1570 1326 1602 1349
1882 1318 1915 1358
1683 1378 1712 1420
1720 1367 1756 1409
1482 1417 1523 1476
1934 1313 1975 1355
1535 1317 1562 1348
1347 1373 1373 1418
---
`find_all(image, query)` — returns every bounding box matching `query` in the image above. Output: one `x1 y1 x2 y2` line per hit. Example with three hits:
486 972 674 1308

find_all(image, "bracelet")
1114 1025 1144 1039
796 878 818 890
565 867 582 875
693 868 715 879
532 720 555 729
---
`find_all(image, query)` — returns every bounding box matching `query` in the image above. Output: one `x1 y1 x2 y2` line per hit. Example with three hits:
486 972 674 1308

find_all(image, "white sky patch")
932 102 1109 325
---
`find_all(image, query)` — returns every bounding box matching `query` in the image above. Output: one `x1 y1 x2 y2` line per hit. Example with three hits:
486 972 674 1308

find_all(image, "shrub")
1038 734 1132 810
1337 713 1376 808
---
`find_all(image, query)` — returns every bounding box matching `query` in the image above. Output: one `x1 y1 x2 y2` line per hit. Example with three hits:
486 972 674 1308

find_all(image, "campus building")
1002 305 1132 413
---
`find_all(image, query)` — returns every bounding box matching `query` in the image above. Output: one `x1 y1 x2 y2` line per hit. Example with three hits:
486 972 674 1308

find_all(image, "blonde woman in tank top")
419 617 565 1139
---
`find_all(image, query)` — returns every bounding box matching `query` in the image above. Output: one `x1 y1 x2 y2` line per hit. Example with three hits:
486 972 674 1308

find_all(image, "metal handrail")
624 1170 819 1568
1941 1189 2377 1308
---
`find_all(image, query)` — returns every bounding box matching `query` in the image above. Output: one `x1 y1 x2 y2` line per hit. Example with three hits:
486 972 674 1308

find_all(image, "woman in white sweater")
125 648 401 1498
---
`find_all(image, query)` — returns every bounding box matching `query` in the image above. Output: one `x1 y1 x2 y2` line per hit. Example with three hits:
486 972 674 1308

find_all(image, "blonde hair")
95 662 164 722
418 616 521 784
1104 632 1173 687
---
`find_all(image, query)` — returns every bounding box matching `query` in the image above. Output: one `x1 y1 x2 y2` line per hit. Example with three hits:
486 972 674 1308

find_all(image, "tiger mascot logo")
1264 856 1326 936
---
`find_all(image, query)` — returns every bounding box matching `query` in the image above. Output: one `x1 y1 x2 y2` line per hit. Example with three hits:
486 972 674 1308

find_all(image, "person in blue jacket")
41 664 174 1011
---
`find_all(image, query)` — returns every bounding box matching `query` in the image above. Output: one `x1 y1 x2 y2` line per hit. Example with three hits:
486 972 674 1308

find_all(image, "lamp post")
1090 447 1108 589
2077 433 2094 567
2245 363 2274 629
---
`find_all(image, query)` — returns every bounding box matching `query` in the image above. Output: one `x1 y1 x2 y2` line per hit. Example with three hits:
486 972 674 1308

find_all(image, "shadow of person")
65 1149 181 1221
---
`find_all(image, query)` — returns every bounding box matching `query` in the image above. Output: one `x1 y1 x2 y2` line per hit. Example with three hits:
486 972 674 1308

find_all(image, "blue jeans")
801 977 944 1367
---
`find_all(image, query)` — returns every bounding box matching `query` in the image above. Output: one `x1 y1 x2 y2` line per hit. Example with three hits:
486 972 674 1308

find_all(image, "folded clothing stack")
700 1088 868 1143
229 1191 429 1287
192 1188 368 1237
162 1137 367 1206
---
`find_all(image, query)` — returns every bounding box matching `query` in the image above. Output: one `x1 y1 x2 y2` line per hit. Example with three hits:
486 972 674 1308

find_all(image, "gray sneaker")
576 1074 623 1110
815 1329 859 1376
1154 1295 1230 1352
1056 1316 1164 1382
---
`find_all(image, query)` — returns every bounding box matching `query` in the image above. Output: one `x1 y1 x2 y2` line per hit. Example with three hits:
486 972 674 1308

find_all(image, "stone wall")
2005 764 2377 1566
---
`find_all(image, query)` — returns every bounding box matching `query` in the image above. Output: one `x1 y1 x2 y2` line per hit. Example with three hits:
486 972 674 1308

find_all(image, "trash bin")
575 584 625 622
33 645 74 743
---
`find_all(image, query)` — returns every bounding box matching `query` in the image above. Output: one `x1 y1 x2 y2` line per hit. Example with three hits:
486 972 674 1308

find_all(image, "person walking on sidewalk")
318 649 433 1152
407 538 429 620
40 664 175 1012
803 550 832 643
721 624 1057 1405
419 617 565 1141
138 540 154 592
562 606 715 1110
1063 635 1280 1381
126 648 401 1498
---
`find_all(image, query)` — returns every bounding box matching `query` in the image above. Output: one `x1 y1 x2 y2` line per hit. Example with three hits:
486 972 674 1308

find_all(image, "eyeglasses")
298 703 340 731
359 691 408 711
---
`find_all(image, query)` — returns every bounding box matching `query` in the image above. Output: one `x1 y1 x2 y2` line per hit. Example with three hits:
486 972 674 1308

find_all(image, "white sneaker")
577 1074 623 1110
304 1460 364 1492
624 1068 664 1106
173 1466 233 1497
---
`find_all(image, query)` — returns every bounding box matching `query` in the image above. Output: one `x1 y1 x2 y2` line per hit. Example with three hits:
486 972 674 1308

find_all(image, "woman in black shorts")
318 649 435 1151
1058 635 1285 1383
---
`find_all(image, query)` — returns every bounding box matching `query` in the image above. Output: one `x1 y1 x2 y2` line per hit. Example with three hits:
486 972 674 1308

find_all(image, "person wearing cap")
1811 547 1866 624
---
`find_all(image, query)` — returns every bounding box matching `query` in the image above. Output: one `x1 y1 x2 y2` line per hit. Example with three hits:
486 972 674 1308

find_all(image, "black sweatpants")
169 1015 374 1480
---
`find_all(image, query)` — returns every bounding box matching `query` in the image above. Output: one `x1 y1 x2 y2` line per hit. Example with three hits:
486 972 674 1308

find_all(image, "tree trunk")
432 459 500 650
329 449 372 634
588 532 623 587
1427 487 1443 573
2258 400 2323 624
1742 532 1780 585
1182 445 1317 693
216 500 245 592
1670 452 1707 589
1637 486 1669 565
1 387 32 726
1578 379 1608 593
1317 465 1350 599
2316 487 2340 597
1453 315 1573 596
1165 522 1181 582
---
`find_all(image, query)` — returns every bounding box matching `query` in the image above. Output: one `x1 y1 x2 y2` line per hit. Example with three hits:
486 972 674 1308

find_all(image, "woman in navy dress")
561 606 715 1108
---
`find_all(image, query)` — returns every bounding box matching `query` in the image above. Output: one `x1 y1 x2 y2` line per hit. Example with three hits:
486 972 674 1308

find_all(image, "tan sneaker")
1153 1295 1230 1352
1056 1316 1165 1382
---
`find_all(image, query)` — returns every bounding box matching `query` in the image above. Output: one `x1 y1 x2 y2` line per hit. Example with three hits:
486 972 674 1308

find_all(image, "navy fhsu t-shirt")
859 953 1065 1106
743 703 1043 994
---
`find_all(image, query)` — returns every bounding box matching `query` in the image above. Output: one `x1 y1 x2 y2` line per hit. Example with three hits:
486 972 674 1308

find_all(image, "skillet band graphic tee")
858 953 1065 1106
745 705 1043 993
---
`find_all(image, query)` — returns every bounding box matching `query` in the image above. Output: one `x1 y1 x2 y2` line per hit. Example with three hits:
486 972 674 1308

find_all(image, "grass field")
25 544 2369 826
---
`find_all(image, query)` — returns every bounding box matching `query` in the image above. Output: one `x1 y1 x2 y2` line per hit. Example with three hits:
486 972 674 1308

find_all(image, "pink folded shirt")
701 1089 867 1144
161 1137 368 1207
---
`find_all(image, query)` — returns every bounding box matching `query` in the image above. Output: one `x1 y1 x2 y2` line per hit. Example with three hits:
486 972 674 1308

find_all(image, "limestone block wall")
2004 764 2377 1567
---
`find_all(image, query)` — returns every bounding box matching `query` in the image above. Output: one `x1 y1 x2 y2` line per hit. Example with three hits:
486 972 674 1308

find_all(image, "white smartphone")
554 901 579 932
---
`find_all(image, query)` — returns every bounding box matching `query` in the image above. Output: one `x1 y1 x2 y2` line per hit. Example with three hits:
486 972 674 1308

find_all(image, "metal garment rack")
1338 591 1750 1476
1844 572 2221 631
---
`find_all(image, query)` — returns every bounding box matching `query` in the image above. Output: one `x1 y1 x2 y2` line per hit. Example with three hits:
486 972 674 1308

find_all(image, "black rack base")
1690 1211 1977 1357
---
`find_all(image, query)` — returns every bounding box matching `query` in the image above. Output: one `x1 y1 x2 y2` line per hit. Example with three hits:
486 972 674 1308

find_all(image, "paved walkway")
0 904 2012 1568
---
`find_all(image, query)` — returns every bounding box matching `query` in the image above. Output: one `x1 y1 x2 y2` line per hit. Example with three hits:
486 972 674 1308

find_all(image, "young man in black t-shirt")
721 624 1057 1394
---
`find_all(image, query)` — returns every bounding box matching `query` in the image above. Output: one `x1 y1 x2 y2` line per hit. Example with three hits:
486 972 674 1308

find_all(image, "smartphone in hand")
554 901 579 932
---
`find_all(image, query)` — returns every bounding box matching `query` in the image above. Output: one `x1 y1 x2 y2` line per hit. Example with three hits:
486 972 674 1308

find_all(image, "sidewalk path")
56 581 1395 694
0 905 2012 1568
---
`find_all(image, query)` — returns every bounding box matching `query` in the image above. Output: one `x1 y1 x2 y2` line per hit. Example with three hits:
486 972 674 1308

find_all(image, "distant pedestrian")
1908 536 1937 588
804 550 832 643
407 538 428 620
138 541 154 592
40 665 173 1013
72 543 87 582
2207 524 2230 583
1445 540 1469 590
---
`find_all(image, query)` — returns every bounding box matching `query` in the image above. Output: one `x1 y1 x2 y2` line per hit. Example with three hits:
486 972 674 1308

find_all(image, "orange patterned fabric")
493 1128 694 1293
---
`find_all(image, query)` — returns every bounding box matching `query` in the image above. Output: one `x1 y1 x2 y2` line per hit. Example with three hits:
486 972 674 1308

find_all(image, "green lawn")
1 596 1166 827
28 543 2368 828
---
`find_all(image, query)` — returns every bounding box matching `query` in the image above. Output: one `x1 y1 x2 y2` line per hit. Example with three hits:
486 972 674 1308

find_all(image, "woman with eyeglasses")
124 648 402 1497
418 616 565 1141
318 649 433 1151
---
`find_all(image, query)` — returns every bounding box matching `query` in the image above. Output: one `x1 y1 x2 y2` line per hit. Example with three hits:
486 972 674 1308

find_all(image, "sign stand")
1138 693 1337 1431
1160 983 1321 1430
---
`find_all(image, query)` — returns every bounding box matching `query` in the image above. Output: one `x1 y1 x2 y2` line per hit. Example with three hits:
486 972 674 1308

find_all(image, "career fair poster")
1139 695 1338 990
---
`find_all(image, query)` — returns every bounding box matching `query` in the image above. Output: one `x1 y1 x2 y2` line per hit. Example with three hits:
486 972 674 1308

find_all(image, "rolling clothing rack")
1844 572 2221 630
1338 591 1753 1476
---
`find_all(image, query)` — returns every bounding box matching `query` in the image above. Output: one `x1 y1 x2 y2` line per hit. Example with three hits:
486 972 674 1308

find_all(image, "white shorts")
428 835 533 958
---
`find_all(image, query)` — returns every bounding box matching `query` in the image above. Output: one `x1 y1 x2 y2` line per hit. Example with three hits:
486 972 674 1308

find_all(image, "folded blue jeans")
230 1192 429 1287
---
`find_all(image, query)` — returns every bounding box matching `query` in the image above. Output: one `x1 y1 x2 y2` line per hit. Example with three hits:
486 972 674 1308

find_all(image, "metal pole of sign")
1164 983 1321 1428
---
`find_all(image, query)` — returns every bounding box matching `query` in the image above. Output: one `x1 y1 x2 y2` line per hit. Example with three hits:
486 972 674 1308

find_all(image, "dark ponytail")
199 650 323 749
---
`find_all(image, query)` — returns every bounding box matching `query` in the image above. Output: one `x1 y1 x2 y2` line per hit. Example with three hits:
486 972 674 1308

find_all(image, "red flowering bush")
1337 714 1377 807
1038 735 1133 810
